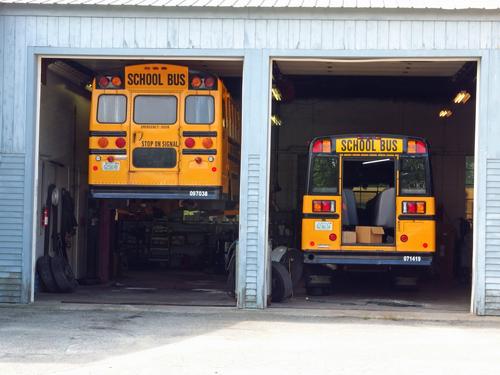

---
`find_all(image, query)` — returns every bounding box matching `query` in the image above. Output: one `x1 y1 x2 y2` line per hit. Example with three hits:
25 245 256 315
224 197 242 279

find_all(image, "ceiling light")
453 90 471 104
271 115 282 126
439 109 453 118
362 158 390 165
271 86 282 101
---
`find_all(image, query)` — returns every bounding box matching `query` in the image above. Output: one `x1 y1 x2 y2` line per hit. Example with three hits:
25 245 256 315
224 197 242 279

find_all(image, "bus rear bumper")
90 185 223 200
303 251 433 266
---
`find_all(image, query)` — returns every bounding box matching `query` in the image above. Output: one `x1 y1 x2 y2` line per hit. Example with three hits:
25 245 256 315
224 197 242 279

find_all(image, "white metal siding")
0 154 25 303
0 7 499 312
1 0 500 9
1 15 500 153
485 164 500 313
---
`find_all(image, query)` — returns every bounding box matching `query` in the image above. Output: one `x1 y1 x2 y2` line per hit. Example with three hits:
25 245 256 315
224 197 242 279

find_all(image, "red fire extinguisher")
42 207 49 227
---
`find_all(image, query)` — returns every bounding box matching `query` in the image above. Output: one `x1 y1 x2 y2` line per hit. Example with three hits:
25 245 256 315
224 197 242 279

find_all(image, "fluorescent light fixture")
271 115 282 126
362 158 390 165
453 90 471 104
439 109 453 118
271 86 282 101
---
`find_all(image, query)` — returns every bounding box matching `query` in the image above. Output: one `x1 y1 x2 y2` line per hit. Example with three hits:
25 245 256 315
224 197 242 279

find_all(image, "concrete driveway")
1 303 500 375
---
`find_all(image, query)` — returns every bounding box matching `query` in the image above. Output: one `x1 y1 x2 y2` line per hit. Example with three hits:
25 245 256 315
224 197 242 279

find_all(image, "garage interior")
34 57 242 306
269 59 476 311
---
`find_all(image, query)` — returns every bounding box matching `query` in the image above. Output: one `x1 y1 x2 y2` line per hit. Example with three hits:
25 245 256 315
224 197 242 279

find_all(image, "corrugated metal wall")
0 154 25 302
486 159 500 314
0 6 499 312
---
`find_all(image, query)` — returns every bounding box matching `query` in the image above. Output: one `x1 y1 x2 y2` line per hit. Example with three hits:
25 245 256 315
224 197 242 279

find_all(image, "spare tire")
226 252 236 298
50 255 78 293
280 248 304 288
271 261 293 302
36 255 59 292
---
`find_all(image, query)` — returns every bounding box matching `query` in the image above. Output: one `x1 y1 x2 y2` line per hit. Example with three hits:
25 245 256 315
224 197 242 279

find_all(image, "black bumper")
303 251 433 266
90 185 223 200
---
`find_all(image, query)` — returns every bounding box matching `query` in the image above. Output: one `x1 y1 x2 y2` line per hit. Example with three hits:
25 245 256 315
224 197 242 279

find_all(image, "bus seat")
342 189 358 226
372 187 395 228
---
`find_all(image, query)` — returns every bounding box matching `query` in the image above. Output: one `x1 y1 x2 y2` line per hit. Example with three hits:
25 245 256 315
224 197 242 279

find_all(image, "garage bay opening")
269 59 476 310
34 58 242 306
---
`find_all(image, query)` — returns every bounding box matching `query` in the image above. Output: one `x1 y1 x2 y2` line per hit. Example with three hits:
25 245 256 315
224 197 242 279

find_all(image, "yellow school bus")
88 64 241 200
302 135 436 267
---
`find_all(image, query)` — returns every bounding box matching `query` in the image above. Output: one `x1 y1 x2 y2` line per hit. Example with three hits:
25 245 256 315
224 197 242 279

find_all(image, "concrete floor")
1 302 500 375
36 269 471 315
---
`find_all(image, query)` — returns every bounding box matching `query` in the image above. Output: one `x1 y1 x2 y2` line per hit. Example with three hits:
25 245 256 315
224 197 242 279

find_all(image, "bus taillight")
191 76 202 89
97 75 123 89
202 138 213 148
115 138 126 148
313 200 336 213
98 137 109 148
204 76 215 89
407 139 427 153
185 138 195 148
402 201 426 214
98 77 110 88
312 139 331 153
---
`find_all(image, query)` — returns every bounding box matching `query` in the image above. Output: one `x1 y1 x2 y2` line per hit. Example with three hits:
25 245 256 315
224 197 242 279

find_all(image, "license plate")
315 221 332 231
103 162 120 171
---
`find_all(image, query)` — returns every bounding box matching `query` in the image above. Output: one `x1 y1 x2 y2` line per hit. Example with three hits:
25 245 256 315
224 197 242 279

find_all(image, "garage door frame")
24 47 248 304
261 50 487 314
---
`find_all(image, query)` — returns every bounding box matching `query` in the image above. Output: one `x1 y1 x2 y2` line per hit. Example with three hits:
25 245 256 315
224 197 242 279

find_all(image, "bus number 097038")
189 190 208 197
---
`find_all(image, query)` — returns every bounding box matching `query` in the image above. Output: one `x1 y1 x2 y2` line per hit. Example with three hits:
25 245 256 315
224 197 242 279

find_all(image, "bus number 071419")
403 256 422 262
189 190 208 197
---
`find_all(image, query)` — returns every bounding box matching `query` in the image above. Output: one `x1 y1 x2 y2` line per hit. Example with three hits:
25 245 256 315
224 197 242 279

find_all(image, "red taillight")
329 233 337 241
312 139 332 153
402 201 426 214
212 167 217 172
400 234 408 242
191 76 202 88
92 165 98 171
423 243 428 248
195 157 202 164
98 137 109 148
202 138 213 148
107 156 114 162
185 138 195 148
310 241 315 247
204 76 215 89
115 137 126 148
98 76 110 88
407 139 427 153
312 200 336 212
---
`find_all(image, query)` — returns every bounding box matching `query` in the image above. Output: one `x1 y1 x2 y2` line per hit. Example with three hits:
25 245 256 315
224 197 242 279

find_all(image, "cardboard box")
342 231 357 244
355 226 385 244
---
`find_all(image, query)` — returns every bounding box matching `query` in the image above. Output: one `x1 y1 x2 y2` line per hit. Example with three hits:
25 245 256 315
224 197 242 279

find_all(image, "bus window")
97 94 127 124
185 95 215 124
310 156 339 194
133 95 177 125
400 157 428 195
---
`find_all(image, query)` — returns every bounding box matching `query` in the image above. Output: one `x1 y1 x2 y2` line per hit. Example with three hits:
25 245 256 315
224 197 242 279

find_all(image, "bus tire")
271 261 293 302
36 255 59 293
50 255 78 293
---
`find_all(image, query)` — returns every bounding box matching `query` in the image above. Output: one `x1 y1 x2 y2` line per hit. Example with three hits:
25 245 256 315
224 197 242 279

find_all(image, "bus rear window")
185 95 214 124
400 157 428 195
134 95 177 124
97 95 126 124
310 156 339 194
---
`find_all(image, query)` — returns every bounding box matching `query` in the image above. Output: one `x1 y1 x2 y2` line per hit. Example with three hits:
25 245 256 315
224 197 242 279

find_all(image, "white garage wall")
0 5 499 313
